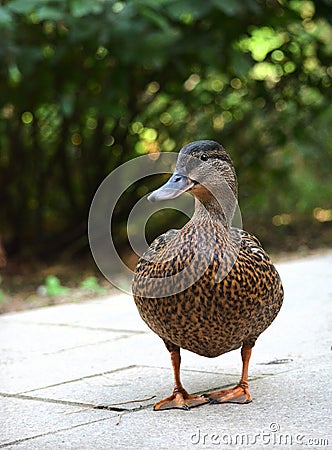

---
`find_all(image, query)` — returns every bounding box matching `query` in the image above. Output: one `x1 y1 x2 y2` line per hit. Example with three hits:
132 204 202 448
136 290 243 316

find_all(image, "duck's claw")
153 391 209 411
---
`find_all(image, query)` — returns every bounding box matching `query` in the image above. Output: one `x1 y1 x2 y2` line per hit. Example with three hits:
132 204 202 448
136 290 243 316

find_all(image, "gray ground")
1 251 331 449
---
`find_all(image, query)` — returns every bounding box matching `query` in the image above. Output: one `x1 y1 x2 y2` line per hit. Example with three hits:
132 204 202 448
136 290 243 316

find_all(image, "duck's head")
148 140 238 223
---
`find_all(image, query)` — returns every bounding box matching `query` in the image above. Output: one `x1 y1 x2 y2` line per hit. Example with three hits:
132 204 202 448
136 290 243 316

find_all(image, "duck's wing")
237 229 273 262
137 229 180 264
133 228 185 297
238 229 263 248
233 228 284 313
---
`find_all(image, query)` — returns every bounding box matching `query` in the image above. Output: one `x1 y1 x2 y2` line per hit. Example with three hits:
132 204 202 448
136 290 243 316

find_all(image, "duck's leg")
206 344 253 404
154 345 209 411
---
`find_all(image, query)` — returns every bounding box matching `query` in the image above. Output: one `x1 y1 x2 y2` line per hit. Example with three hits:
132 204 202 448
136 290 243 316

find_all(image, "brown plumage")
132 140 283 410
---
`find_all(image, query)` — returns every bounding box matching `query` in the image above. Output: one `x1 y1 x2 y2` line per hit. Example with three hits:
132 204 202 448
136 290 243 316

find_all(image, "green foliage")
80 276 106 294
44 275 69 296
40 274 104 297
0 0 331 256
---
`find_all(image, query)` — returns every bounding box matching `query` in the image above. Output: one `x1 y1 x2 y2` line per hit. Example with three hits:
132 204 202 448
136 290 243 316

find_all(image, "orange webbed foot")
205 382 252 405
154 389 209 411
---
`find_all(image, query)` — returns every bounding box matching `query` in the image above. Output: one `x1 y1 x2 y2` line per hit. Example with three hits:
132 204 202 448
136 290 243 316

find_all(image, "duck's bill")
147 174 195 202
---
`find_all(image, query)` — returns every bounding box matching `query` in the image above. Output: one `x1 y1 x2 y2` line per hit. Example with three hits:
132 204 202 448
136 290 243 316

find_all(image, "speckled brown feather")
133 223 283 358
132 141 283 361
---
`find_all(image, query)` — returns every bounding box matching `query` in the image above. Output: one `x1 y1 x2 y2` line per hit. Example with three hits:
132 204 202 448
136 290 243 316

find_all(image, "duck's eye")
200 154 208 161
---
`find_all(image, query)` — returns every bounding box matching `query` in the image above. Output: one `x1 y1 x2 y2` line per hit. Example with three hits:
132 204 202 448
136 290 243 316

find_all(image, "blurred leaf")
211 0 243 16
70 0 104 18
140 7 172 30
166 0 213 20
7 0 49 14
35 7 64 21
60 94 75 117
230 51 252 77
0 6 12 25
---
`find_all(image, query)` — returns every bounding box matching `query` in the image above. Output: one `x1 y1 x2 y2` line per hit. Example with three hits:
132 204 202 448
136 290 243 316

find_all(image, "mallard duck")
132 140 283 411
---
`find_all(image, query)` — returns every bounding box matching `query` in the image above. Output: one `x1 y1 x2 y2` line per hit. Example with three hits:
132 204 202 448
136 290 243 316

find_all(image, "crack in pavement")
0 415 116 449
0 318 147 335
14 365 138 395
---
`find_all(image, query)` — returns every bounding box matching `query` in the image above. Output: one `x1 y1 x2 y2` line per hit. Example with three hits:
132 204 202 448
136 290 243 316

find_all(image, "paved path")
1 252 332 449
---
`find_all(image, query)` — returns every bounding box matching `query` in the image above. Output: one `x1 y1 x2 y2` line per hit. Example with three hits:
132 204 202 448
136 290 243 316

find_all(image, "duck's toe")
154 391 209 411
206 383 252 405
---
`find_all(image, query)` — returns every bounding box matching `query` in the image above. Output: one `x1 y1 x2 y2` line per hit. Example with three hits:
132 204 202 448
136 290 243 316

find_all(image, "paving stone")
0 321 131 361
0 396 114 448
1 294 148 332
0 335 138 394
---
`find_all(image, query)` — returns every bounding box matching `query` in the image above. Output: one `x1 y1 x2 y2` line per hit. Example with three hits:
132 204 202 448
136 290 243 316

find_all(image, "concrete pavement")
1 251 332 449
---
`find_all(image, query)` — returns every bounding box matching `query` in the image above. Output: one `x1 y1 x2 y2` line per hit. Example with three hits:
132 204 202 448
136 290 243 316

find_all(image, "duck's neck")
192 197 234 228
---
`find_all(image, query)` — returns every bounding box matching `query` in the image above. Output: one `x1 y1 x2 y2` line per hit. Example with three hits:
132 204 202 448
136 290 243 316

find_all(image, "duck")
132 140 283 411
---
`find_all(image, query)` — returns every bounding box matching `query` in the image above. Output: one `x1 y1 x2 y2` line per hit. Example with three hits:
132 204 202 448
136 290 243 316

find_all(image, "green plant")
80 276 106 294
0 0 331 256
44 275 69 296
